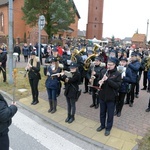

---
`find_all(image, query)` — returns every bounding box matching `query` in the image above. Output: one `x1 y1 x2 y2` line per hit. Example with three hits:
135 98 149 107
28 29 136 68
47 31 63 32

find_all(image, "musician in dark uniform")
25 52 41 105
0 48 7 82
97 57 121 136
61 62 80 123
87 56 105 109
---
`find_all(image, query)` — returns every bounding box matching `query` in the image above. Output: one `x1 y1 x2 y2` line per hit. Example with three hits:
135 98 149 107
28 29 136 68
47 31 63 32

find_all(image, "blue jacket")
128 60 141 83
45 66 61 89
119 66 132 93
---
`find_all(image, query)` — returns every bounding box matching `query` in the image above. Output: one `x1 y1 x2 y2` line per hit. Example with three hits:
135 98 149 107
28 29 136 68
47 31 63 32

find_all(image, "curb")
0 90 116 150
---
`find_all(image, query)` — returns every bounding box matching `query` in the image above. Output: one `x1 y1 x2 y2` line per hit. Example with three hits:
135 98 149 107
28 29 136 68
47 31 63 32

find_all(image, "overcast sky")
73 0 150 40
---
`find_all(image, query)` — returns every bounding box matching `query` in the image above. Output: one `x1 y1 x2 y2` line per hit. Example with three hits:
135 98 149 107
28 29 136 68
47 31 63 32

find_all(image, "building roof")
0 0 8 6
132 33 146 42
123 37 132 41
78 30 86 37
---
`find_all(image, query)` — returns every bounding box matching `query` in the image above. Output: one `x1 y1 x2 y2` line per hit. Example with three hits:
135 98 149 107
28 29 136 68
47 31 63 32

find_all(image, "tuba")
83 54 96 71
93 43 101 54
70 48 79 63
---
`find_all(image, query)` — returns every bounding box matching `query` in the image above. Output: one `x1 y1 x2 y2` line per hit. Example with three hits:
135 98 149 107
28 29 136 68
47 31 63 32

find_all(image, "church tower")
86 0 104 40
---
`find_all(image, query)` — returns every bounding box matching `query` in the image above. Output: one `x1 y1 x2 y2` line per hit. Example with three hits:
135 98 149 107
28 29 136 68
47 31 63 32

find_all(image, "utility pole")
8 0 13 84
146 19 149 44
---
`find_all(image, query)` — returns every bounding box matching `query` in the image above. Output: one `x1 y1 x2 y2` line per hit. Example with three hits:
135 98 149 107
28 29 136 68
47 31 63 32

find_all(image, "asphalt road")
7 98 102 150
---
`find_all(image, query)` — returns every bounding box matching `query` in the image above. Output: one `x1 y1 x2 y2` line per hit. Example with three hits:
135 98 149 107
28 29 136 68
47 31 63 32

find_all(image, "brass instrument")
93 43 101 54
70 48 79 63
83 54 96 71
78 47 86 56
90 62 95 86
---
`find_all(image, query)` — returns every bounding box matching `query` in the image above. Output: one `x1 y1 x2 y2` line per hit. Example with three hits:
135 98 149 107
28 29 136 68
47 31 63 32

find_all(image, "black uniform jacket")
0 94 17 134
61 71 80 100
98 67 121 102
28 59 41 80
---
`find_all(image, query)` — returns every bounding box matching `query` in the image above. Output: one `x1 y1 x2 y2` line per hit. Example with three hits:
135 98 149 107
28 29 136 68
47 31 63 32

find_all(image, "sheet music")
64 71 72 78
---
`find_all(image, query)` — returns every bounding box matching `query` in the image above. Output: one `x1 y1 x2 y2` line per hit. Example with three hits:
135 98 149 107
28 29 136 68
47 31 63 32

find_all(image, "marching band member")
45 57 62 114
114 58 132 117
87 56 105 109
96 57 121 136
61 62 80 123
124 52 140 107
25 52 41 105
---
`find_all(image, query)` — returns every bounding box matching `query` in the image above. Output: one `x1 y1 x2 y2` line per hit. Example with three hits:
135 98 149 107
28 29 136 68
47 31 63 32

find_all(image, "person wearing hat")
45 56 62 114
25 51 41 105
0 48 7 82
86 56 105 109
96 57 121 136
124 52 141 107
114 58 132 117
61 62 81 123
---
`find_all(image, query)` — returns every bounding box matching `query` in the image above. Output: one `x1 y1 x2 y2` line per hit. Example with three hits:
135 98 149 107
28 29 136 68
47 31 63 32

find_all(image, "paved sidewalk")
4 55 150 149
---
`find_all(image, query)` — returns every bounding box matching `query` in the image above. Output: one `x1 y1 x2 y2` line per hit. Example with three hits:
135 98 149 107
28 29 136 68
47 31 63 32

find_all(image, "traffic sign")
38 15 45 30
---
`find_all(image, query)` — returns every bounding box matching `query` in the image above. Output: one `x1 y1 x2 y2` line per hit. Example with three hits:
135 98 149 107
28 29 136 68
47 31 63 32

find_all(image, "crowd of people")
1 41 150 137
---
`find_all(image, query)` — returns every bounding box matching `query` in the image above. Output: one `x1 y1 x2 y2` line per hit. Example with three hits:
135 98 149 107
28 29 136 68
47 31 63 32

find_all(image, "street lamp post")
38 15 45 59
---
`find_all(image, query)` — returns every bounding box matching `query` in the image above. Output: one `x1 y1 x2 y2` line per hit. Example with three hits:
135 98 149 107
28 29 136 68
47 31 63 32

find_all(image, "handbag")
71 84 82 101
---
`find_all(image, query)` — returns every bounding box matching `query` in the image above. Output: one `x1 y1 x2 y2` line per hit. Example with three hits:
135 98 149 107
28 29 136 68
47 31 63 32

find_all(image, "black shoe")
105 130 110 136
117 112 121 117
124 101 129 104
95 105 99 109
32 101 39 105
114 111 117 116
51 109 56 114
96 126 105 132
145 108 150 112
48 108 53 113
83 91 88 94
129 102 133 107
31 100 35 105
65 114 71 122
141 87 147 90
90 104 95 108
135 94 139 98
68 115 75 123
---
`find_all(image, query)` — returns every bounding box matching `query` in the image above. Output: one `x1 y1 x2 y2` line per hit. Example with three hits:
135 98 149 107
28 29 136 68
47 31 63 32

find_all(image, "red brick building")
0 0 80 45
86 0 104 40
131 33 146 48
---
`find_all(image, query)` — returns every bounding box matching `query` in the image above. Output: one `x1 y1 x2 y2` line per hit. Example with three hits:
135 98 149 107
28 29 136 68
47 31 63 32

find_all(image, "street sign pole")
38 15 45 60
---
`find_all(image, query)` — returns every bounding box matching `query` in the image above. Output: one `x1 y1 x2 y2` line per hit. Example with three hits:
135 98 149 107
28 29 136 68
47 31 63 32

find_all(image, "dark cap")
52 47 58 52
108 57 119 65
31 51 36 55
51 57 57 62
69 62 78 69
95 56 101 61
120 57 128 62
131 52 137 57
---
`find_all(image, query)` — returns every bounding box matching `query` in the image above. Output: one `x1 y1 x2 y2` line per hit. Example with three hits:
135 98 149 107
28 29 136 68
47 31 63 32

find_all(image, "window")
0 12 4 32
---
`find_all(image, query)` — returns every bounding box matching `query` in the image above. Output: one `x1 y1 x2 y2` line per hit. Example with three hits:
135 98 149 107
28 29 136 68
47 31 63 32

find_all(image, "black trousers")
0 66 6 82
143 71 148 88
99 99 115 131
66 97 76 115
116 93 126 113
126 83 136 103
0 133 9 150
92 88 99 105
29 78 39 102
84 77 89 92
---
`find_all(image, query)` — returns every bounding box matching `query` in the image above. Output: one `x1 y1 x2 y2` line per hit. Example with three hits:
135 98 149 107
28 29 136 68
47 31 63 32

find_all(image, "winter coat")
119 66 132 93
0 94 17 134
61 71 80 100
0 51 7 67
128 60 141 83
22 46 29 56
45 66 61 89
98 67 121 102
14 46 21 55
28 57 41 80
